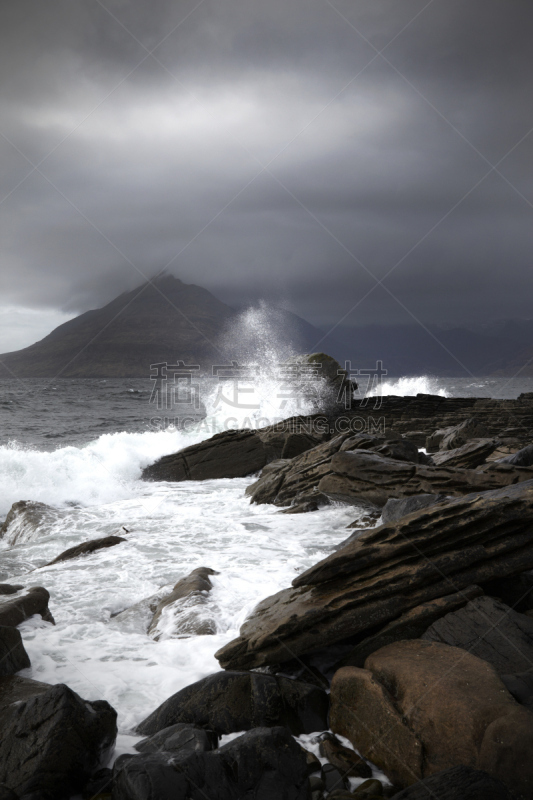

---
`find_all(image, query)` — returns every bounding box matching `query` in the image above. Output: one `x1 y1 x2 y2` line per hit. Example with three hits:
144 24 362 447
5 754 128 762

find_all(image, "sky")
1 0 532 352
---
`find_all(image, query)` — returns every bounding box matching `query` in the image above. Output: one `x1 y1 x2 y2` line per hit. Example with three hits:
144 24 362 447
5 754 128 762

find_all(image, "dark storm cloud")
1 0 532 347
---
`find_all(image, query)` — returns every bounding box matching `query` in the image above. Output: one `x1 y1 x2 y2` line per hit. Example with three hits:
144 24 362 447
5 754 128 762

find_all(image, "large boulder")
318 450 533 508
422 595 533 673
430 438 498 469
137 670 328 737
0 627 31 677
0 587 55 627
135 723 218 756
142 415 329 482
389 766 518 800
147 567 218 639
329 640 533 798
0 501 59 546
0 676 117 798
45 534 126 566
216 480 533 671
113 726 311 800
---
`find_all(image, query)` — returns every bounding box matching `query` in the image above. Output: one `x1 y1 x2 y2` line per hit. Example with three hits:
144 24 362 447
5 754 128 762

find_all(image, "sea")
1 372 533 776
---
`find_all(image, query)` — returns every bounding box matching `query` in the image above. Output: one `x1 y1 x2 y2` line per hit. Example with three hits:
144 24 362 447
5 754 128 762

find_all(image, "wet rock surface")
135 723 218 755
0 676 117 799
0 626 31 677
0 501 59 546
389 766 518 800
45 534 126 566
216 481 533 671
137 670 328 737
0 587 54 627
147 566 218 639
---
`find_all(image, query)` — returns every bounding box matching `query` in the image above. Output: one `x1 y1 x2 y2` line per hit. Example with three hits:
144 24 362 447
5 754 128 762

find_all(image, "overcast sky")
1 0 532 351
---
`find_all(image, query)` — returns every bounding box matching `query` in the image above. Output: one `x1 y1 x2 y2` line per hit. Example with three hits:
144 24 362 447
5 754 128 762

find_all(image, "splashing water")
370 375 449 398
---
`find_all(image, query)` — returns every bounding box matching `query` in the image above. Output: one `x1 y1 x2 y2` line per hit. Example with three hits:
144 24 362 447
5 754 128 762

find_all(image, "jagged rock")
0 676 117 798
45 534 126 566
147 567 218 639
216 481 533 671
389 766 518 800
0 587 54 627
142 415 329 482
426 418 490 453
381 494 445 524
334 585 482 670
430 438 498 469
114 726 311 800
422 595 533 673
0 626 31 677
137 670 328 737
135 723 218 755
318 450 533 508
0 501 59 546
501 443 533 467
0 586 23 596
330 641 533 798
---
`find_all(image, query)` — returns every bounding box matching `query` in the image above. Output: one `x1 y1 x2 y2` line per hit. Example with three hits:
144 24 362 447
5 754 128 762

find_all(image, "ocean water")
1 371 533 778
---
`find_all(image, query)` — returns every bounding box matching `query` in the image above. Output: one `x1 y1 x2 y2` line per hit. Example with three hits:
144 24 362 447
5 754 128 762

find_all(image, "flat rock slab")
430 438 498 469
422 595 533 674
114 727 311 800
0 676 117 798
216 480 533 671
45 534 126 565
0 626 31 677
137 670 328 737
0 587 54 627
330 640 533 798
390 766 518 800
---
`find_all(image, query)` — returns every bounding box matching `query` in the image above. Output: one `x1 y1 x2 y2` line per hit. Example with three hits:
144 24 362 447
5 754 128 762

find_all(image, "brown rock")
430 439 498 469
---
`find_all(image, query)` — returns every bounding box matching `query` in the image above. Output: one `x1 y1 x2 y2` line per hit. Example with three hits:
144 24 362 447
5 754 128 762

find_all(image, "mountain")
0 276 349 379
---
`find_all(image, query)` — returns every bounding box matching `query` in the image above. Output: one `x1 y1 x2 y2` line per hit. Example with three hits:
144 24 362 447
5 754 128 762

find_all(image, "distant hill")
0 276 348 379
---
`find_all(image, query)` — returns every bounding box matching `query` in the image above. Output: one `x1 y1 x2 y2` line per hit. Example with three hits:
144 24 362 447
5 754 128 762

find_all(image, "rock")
113 726 311 800
0 626 31 677
430 438 498 469
380 494 445 524
334 585 483 670
147 567 218 639
480 570 533 612
0 676 117 798
0 501 59 546
388 765 518 800
0 587 54 627
339 434 420 464
501 668 533 707
216 480 533 671
321 763 349 793
0 586 23 596
318 450 533 509
330 640 533 798
501 443 533 467
45 534 126 566
426 418 490 453
0 787 18 800
137 670 328 737
81 767 113 799
142 415 329 482
318 733 372 778
135 723 217 756
422 595 533 673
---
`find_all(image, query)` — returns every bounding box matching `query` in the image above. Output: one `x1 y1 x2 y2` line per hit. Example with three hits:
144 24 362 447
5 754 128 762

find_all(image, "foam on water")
372 375 449 398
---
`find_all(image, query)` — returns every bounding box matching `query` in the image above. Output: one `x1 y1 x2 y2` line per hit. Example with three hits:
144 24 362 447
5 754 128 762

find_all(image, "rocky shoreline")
2 372 533 799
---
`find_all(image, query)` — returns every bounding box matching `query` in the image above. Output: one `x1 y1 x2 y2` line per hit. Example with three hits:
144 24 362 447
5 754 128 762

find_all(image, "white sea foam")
371 375 449 398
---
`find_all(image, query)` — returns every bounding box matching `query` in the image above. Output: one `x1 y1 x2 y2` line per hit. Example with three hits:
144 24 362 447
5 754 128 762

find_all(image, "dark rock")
430 438 498 469
501 668 533 707
340 434 420 464
322 763 349 794
426 418 489 453
422 595 533 674
81 767 113 799
501 443 533 467
135 723 218 755
318 450 533 509
0 501 59 546
318 733 372 778
330 640 533 798
388 765 518 800
216 481 533 671
334 585 482 670
0 586 23 596
113 726 311 800
0 587 55 627
142 416 329 482
0 676 117 798
136 670 328 737
0 786 18 800
380 494 445 524
147 567 219 639
45 535 126 566
0 626 31 677
480 571 533 612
